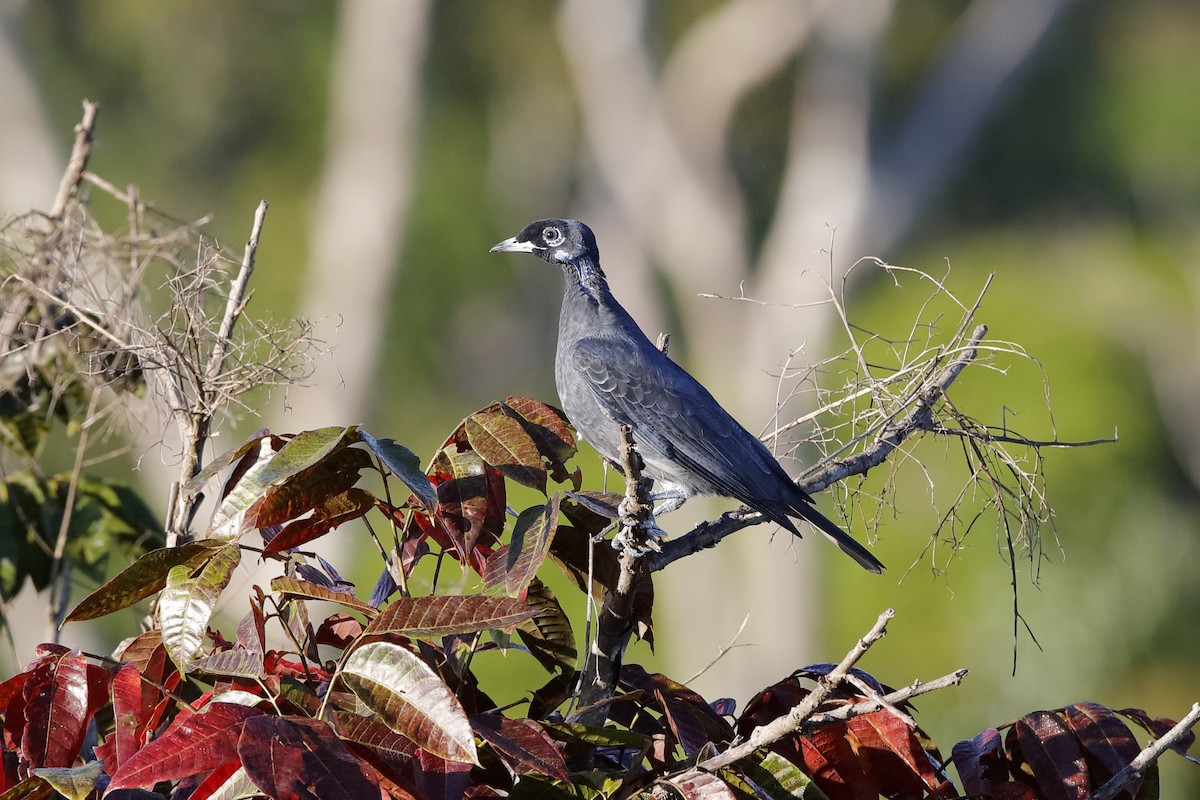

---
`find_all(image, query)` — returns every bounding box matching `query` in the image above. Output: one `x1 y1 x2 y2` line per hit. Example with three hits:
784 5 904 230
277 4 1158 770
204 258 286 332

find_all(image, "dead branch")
698 609 967 772
648 325 987 572
1087 702 1200 800
49 100 98 220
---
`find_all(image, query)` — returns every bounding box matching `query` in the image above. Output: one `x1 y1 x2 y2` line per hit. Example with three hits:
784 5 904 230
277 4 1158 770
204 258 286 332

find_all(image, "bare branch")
1087 702 1200 800
49 100 98 220
574 424 655 725
698 609 966 773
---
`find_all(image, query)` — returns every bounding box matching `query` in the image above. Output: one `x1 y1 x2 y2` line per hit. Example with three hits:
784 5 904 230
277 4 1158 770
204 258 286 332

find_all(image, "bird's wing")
568 336 784 503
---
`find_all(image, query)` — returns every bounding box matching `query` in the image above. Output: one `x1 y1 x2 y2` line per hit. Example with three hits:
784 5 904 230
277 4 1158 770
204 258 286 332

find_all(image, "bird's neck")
562 257 612 308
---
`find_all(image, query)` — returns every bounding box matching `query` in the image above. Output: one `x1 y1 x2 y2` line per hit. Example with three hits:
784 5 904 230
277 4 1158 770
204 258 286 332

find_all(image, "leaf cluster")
0 396 1194 799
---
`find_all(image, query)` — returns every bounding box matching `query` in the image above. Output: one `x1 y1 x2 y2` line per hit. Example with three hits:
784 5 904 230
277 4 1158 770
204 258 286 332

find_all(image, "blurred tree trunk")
280 0 432 431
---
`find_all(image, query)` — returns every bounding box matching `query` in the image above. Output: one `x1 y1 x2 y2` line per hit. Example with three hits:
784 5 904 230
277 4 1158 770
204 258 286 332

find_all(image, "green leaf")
362 595 538 638
256 426 360 486
465 402 547 492
158 544 242 670
340 641 478 764
737 750 828 800
31 761 104 800
64 542 219 623
360 430 437 511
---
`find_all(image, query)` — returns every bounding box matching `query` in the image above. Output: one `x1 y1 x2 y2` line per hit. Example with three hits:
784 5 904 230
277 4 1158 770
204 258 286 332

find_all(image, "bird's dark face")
490 219 599 266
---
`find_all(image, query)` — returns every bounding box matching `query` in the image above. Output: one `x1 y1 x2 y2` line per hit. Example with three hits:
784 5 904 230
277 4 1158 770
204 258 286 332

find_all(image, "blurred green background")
3 0 1197 794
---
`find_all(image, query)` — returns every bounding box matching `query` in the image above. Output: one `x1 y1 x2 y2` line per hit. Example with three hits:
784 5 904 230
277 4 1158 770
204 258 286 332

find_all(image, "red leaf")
107 702 264 791
471 716 568 781
845 710 949 798
106 663 144 771
1010 710 1091 800
19 650 92 769
797 726 879 800
238 716 378 800
249 447 372 528
263 487 375 554
315 613 366 649
429 447 506 558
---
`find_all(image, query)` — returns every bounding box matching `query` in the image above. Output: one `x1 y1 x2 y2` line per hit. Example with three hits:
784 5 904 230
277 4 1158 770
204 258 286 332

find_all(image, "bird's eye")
542 226 564 246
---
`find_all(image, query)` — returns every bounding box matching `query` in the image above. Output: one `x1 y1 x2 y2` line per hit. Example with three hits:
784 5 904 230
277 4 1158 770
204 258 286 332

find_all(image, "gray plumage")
491 218 884 573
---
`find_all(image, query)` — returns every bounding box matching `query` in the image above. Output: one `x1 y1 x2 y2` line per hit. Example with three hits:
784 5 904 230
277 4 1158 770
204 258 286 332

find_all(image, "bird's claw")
612 518 665 556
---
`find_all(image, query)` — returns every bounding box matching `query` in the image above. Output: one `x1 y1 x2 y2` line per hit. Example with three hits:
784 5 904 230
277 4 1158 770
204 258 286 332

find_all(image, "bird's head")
490 219 599 267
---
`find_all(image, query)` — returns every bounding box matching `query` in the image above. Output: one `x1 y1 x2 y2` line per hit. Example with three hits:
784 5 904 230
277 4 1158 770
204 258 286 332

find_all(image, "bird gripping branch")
491 218 884 573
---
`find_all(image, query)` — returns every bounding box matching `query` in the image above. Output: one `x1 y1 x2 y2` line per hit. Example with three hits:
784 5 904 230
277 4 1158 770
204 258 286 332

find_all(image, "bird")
490 218 884 573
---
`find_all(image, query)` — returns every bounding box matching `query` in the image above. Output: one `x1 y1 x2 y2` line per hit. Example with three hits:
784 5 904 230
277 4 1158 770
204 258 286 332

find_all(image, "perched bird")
491 219 884 573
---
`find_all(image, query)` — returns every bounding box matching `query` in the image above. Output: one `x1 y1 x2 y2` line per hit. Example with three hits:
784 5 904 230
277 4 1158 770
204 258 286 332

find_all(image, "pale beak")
489 236 537 254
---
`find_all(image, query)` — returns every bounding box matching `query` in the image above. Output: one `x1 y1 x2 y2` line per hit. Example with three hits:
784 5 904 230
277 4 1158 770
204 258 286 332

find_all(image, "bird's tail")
792 502 885 574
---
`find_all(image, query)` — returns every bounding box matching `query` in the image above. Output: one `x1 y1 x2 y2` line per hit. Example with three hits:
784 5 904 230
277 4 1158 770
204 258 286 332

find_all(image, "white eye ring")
542 226 564 246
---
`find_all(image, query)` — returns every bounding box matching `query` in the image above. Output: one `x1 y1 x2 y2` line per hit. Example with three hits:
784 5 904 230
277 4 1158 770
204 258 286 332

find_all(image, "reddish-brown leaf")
270 576 378 618
502 397 577 482
797 725 879 800
248 446 373 528
429 447 506 557
364 595 537 639
471 715 568 781
547 522 618 599
1065 703 1143 791
1010 710 1091 800
238 715 378 800
340 641 478 765
107 702 264 791
845 710 950 798
465 403 547 492
481 495 562 598
315 613 365 648
263 487 375 554
19 650 92 770
1119 707 1196 756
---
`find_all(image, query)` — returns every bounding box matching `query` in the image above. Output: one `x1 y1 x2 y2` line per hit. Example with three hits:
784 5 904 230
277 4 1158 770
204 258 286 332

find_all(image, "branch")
167 200 269 543
649 324 988 572
573 424 654 725
698 609 967 773
1087 702 1200 800
49 100 98 219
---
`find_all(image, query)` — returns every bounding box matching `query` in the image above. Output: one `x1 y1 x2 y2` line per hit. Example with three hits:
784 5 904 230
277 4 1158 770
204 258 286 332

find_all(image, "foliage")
0 398 1194 799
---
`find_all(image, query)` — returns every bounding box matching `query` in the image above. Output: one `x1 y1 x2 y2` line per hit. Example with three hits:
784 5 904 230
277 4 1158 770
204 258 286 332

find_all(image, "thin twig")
49 100 99 219
700 608 899 771
1087 702 1200 800
649 326 988 571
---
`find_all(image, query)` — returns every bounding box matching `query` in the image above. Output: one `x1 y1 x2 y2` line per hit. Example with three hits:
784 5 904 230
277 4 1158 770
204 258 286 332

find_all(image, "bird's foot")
612 521 665 556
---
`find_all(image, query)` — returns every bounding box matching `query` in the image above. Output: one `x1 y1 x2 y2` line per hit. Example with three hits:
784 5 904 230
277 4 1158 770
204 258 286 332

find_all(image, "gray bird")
491 218 884 573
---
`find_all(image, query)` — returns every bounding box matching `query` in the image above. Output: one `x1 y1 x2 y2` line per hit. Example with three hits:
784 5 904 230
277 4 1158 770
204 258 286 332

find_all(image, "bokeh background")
2 0 1198 794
